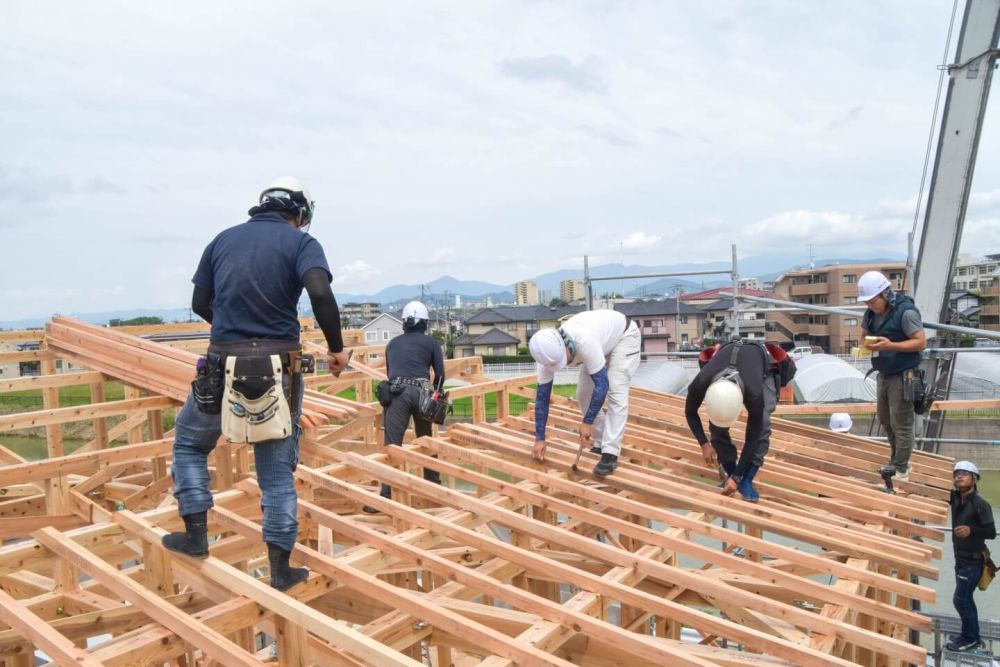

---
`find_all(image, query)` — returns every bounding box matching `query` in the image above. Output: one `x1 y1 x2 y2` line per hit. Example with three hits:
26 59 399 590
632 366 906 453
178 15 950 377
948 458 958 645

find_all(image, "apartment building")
952 254 1000 291
559 279 585 303
514 281 539 306
952 254 1000 331
771 262 906 353
341 302 381 327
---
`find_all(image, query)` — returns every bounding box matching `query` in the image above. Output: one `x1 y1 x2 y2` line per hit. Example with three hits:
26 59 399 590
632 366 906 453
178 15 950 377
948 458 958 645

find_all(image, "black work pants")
381 385 440 498
710 374 778 469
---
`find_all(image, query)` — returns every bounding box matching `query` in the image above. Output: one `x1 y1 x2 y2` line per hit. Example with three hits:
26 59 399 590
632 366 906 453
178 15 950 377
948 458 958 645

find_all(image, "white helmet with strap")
529 328 569 370
402 301 429 327
954 460 980 479
704 379 744 428
857 271 891 302
254 177 316 227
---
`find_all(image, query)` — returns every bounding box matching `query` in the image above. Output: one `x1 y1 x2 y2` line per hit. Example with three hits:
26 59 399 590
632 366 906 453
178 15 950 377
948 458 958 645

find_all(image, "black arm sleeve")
432 340 445 390
684 375 709 446
303 267 344 353
191 285 213 324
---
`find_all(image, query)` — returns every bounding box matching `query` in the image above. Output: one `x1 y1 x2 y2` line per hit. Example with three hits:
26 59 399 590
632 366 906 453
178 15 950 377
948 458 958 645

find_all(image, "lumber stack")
0 317 953 666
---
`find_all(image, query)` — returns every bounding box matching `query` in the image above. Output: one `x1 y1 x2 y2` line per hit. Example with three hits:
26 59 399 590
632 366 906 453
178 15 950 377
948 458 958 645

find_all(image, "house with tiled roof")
680 287 771 307
463 305 586 348
614 300 706 354
451 328 521 358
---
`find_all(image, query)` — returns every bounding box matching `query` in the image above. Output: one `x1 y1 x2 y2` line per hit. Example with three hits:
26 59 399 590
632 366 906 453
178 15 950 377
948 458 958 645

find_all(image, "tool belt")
193 340 313 419
220 354 293 444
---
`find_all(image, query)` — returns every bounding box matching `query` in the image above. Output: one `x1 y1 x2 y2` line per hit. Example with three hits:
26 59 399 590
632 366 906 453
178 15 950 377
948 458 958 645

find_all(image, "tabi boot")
737 465 761 502
268 543 309 592
162 511 209 558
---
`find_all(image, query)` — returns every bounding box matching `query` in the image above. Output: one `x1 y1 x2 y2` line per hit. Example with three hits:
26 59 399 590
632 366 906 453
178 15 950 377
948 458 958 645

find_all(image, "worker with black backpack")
685 340 795 502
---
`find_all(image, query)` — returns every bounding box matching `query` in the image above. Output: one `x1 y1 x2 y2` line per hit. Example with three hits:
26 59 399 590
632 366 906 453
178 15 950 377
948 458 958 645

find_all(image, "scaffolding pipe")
722 292 1000 340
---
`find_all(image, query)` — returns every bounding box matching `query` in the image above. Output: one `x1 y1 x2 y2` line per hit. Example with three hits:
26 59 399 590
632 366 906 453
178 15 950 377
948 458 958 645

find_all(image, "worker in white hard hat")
162 177 350 593
529 309 641 477
363 301 445 513
947 460 996 652
859 270 926 482
685 340 796 502
829 412 853 433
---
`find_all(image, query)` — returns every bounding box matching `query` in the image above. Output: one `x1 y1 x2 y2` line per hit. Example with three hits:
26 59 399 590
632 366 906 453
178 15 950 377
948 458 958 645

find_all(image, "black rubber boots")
268 543 309 592
161 511 209 558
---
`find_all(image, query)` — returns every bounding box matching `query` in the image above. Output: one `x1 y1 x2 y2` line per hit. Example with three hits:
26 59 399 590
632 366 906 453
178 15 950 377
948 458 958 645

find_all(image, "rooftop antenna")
808 244 816 270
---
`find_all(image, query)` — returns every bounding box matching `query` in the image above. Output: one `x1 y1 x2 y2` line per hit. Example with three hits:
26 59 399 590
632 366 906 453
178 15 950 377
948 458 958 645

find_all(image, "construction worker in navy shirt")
685 340 794 501
162 177 350 593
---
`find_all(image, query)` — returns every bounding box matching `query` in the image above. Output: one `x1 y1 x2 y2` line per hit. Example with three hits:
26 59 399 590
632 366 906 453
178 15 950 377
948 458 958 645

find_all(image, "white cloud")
1 2 998 320
332 260 381 287
620 232 661 251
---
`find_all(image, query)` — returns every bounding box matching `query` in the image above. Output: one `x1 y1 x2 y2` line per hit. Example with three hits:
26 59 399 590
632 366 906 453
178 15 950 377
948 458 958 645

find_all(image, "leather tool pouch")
375 380 395 407
418 388 450 425
192 353 225 414
221 355 292 444
979 549 997 591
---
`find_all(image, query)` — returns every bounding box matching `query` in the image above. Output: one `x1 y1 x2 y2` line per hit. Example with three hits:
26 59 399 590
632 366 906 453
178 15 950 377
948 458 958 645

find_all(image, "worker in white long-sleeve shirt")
528 309 641 477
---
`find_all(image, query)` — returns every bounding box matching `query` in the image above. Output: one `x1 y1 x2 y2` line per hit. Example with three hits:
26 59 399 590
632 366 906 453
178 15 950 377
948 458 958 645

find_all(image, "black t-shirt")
386 330 445 387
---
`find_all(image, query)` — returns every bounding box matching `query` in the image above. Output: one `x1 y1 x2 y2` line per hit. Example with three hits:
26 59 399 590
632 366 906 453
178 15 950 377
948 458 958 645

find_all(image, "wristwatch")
729 475 742 484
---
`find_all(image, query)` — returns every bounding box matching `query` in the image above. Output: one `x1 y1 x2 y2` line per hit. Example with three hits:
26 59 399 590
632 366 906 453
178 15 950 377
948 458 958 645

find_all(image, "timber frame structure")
0 317 958 666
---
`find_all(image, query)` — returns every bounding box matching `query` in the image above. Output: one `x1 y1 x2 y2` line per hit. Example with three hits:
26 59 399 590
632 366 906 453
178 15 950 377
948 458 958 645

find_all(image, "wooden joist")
0 316 952 666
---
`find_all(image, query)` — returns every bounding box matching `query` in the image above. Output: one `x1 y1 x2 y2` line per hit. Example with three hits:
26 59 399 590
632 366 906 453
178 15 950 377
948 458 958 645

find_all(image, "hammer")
570 441 585 472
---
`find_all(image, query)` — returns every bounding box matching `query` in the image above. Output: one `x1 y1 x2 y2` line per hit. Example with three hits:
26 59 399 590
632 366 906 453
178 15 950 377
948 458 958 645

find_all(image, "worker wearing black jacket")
685 340 794 502
364 301 445 512
947 460 996 652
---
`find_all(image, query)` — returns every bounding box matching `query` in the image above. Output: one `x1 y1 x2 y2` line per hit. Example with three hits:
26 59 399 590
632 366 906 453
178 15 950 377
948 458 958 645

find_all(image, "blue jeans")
171 373 303 552
954 561 984 643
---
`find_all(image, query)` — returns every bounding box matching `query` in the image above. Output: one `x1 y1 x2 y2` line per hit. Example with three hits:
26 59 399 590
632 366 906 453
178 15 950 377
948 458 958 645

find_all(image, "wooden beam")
31 526 267 667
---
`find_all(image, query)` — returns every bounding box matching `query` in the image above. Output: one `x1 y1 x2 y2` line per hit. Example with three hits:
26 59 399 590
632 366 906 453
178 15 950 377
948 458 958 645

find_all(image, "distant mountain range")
0 252 905 329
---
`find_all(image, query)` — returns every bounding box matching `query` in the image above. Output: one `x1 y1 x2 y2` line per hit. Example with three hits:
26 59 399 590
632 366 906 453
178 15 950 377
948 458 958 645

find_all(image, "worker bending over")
529 309 641 477
685 340 794 501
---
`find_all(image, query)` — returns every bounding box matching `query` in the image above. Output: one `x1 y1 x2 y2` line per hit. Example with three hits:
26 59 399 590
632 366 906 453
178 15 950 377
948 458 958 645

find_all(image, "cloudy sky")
3 1 999 319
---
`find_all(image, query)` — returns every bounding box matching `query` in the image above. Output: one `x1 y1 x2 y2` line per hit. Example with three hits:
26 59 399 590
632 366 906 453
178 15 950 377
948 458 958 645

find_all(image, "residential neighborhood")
336 254 1000 360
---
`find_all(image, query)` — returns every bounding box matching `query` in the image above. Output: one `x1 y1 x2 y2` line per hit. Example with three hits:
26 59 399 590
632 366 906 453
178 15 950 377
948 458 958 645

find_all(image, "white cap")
829 412 853 432
529 328 568 370
704 379 744 428
954 460 980 478
402 301 429 323
857 271 891 302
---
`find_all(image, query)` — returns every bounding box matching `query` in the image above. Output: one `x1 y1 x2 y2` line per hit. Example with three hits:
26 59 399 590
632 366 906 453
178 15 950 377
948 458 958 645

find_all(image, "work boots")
268 543 309 592
737 465 761 503
162 511 209 558
593 452 619 477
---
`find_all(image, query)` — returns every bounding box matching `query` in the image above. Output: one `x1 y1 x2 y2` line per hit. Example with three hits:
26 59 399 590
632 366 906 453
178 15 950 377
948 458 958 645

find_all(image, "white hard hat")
529 328 568 370
829 412 853 433
704 379 744 428
402 301 429 324
954 460 980 478
857 271 891 303
258 176 315 225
